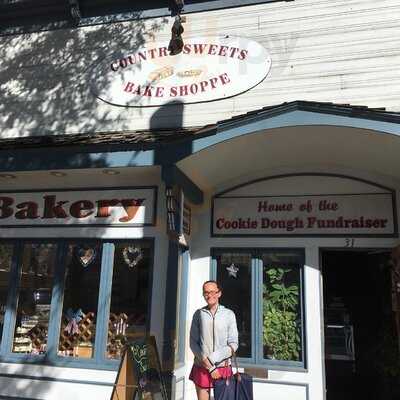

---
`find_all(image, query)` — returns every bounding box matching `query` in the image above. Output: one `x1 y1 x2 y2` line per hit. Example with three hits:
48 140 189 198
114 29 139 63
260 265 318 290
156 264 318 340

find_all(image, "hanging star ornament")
226 263 239 278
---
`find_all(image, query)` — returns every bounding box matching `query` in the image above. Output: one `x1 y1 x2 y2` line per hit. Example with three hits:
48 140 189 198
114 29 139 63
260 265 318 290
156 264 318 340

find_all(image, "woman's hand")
211 369 221 380
201 357 212 369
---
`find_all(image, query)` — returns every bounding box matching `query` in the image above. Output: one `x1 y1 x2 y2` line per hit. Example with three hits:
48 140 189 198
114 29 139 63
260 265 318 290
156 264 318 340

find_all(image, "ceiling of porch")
177 125 400 192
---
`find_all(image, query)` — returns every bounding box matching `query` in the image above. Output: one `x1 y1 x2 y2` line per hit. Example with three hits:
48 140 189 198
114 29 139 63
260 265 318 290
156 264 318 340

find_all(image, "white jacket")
190 304 239 368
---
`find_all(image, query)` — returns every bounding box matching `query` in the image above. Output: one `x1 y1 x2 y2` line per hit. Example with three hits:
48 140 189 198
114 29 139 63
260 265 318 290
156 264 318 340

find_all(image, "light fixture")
102 169 120 175
0 174 16 179
50 171 67 177
168 16 184 55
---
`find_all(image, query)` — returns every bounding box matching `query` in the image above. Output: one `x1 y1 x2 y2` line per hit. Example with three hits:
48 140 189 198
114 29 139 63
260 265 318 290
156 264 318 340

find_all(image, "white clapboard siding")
1 0 400 138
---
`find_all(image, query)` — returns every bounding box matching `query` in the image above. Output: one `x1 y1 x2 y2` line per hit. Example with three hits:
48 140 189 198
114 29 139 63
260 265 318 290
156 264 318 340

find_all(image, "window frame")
211 247 306 371
0 238 154 370
175 247 190 368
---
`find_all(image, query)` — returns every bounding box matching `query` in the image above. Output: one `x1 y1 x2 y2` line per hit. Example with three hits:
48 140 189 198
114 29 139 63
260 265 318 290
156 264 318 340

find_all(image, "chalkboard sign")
111 336 168 400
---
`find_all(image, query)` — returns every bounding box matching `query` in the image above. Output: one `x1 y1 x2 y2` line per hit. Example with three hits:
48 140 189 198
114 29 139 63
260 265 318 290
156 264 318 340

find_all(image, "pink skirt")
189 364 233 389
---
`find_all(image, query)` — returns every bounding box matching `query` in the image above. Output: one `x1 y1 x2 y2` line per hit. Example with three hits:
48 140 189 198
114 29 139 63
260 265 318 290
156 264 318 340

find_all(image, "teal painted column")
162 240 180 400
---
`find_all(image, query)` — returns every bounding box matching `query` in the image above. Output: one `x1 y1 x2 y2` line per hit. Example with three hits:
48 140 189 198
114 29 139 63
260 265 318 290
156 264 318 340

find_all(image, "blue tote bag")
213 350 253 400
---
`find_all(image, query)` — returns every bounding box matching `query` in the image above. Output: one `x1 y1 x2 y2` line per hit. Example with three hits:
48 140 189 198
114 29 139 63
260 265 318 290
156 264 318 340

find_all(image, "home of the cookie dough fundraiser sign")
212 193 396 237
92 36 271 106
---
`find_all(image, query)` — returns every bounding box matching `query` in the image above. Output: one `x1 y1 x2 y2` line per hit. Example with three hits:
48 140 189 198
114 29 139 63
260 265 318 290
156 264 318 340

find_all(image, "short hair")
203 280 222 291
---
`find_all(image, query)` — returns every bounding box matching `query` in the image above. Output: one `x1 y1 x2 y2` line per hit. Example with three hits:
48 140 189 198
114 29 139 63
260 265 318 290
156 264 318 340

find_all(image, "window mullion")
93 242 115 364
210 254 217 280
300 260 306 368
0 241 22 356
176 248 189 365
254 254 263 365
46 241 67 362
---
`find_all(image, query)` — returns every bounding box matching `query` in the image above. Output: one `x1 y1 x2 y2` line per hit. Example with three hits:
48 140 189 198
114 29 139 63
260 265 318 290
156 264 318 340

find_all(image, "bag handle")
228 344 241 382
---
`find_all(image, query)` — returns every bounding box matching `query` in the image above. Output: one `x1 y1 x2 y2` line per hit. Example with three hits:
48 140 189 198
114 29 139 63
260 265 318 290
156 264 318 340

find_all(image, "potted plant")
263 267 301 361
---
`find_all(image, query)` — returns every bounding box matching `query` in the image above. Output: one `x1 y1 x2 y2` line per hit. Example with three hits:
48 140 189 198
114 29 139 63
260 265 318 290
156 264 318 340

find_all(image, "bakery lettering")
0 195 145 222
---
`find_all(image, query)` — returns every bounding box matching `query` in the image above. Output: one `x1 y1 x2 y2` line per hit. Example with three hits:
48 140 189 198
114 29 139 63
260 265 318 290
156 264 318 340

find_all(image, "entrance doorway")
322 250 400 400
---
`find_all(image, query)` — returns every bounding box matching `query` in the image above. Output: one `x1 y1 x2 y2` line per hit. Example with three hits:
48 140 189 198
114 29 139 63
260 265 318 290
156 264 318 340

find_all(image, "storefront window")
106 242 151 359
215 252 252 358
0 239 154 367
262 252 303 362
213 249 305 367
0 244 13 345
13 243 57 355
58 243 102 359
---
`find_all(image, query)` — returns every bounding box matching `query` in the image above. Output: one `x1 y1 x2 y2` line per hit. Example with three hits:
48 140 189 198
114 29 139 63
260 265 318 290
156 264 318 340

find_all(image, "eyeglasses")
203 290 219 297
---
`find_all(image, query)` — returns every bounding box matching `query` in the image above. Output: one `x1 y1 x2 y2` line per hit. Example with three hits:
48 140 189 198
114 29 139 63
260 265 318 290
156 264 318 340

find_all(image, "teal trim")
299 257 307 369
3 103 400 173
191 110 400 156
250 256 258 363
255 255 263 364
0 243 20 355
176 249 189 365
162 240 180 399
94 243 115 364
162 165 204 205
3 243 24 357
210 257 217 281
0 149 155 173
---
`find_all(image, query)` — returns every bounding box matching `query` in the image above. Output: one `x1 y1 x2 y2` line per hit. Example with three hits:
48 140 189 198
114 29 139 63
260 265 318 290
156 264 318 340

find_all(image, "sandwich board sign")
110 336 167 400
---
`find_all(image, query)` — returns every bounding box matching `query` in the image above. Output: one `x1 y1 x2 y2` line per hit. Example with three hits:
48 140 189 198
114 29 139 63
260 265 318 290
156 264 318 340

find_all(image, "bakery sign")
212 193 397 237
0 187 157 227
91 36 271 107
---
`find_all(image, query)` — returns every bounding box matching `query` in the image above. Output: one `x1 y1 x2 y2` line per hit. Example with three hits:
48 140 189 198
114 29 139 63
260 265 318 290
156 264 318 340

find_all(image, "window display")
58 243 102 358
0 239 153 368
12 243 57 355
106 242 151 359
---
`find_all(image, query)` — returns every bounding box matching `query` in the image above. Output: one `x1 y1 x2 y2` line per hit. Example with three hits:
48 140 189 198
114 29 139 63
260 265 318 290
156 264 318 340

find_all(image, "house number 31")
345 238 355 247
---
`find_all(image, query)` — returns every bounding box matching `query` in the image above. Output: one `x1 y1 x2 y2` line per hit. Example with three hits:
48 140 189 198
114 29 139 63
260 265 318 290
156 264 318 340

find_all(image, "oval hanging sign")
92 36 271 107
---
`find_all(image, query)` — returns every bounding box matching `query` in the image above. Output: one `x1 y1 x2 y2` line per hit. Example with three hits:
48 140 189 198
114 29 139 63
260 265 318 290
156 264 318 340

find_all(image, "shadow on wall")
0 13 192 400
153 100 192 164
151 99 189 400
0 12 168 139
0 60 190 400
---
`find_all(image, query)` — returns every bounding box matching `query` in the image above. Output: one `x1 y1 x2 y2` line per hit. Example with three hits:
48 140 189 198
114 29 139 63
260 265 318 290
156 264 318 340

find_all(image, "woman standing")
189 280 239 400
